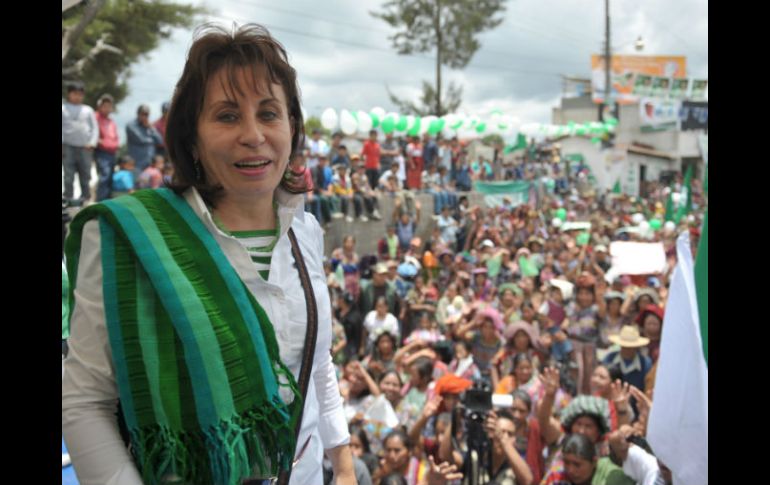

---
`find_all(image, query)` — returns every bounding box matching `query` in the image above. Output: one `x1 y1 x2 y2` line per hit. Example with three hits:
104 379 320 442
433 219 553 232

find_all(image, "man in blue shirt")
422 133 439 171
126 104 163 179
603 325 653 409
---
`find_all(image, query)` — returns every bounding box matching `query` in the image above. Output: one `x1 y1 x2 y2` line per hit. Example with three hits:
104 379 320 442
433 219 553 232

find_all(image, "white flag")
647 231 708 485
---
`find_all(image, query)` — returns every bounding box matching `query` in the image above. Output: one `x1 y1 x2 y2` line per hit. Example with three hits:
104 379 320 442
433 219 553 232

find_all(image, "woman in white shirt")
62 23 354 485
363 296 401 352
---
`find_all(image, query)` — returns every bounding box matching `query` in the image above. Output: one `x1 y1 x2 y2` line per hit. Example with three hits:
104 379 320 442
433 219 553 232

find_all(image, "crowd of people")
63 62 706 484
62 82 174 206
315 132 705 484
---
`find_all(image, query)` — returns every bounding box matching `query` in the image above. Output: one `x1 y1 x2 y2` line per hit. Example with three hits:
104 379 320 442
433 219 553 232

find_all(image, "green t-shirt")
593 457 635 485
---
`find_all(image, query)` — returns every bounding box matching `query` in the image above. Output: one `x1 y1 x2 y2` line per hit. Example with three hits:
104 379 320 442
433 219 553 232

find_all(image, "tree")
304 116 330 138
372 0 507 116
62 0 205 106
386 80 462 117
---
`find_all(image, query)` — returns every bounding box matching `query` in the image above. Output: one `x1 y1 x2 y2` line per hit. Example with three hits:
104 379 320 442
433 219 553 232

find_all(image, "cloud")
109 0 707 138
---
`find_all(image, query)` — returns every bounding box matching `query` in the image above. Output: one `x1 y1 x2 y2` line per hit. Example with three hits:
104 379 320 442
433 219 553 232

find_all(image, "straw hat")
608 325 650 348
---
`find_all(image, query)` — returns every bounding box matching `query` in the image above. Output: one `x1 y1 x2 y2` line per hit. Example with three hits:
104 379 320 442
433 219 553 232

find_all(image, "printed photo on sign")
590 55 687 105
669 78 690 99
680 101 708 131
633 74 653 97
651 77 671 98
691 79 708 101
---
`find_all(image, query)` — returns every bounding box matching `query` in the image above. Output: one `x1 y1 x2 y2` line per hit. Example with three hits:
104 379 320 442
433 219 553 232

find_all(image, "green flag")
674 165 693 224
694 210 708 363
664 186 674 222
486 255 502 278
519 256 539 277
612 179 621 194
504 133 528 154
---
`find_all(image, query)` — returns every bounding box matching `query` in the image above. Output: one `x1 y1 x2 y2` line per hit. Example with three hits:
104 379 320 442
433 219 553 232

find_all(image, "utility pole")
599 0 611 122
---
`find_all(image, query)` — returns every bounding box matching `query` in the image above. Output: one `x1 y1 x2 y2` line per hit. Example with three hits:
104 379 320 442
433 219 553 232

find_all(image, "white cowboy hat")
608 325 650 348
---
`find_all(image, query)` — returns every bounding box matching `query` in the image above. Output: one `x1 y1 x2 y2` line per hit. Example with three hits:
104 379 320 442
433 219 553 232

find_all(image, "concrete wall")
320 191 486 257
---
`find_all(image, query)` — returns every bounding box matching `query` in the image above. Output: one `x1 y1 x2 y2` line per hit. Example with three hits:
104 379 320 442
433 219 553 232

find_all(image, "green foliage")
386 80 462 116
305 116 330 138
371 0 507 68
62 0 205 107
372 0 507 115
482 134 504 146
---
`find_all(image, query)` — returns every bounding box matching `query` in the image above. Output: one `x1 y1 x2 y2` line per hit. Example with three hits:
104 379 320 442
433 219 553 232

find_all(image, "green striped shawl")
64 188 301 485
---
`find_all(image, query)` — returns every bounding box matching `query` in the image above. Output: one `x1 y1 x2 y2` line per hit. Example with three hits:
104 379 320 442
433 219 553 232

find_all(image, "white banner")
608 241 666 275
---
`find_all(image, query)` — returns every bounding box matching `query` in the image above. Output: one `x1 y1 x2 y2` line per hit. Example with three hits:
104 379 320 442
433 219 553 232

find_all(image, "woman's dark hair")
378 369 403 388
166 23 307 206
412 356 435 384
512 352 532 370
454 339 471 355
383 429 413 451
605 364 623 382
562 433 598 462
348 424 372 454
511 389 533 412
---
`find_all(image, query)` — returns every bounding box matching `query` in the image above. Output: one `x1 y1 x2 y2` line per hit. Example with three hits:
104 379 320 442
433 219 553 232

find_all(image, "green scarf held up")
65 189 302 485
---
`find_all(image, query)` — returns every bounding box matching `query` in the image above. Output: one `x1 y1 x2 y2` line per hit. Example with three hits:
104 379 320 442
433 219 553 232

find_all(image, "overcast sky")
111 0 708 138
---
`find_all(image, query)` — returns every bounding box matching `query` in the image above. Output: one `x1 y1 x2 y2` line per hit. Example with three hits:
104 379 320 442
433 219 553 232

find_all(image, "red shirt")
361 140 381 170
96 112 119 153
153 118 167 148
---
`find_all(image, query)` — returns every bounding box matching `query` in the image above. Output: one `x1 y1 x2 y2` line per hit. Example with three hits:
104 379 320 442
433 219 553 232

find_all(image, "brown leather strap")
276 228 318 485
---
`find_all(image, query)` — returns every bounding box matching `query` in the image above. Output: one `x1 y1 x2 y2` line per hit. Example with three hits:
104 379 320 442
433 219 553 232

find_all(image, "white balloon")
320 108 338 130
370 106 386 119
339 109 357 135
663 221 676 233
405 115 416 131
422 115 437 135
552 217 563 228
465 116 480 130
639 220 650 232
356 111 373 133
671 192 681 204
631 213 645 225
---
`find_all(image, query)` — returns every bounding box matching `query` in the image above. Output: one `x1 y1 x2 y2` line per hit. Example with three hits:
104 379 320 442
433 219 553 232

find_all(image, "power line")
211 2 591 70
206 13 570 78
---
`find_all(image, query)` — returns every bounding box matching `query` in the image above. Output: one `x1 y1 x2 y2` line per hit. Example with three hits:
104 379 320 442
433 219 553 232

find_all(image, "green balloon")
408 117 421 136
370 113 380 128
605 117 619 126
428 119 442 135
590 137 601 144
475 122 487 133
556 208 567 221
396 115 408 131
381 117 395 134
436 118 445 132
576 232 590 246
649 219 662 230
450 120 464 129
